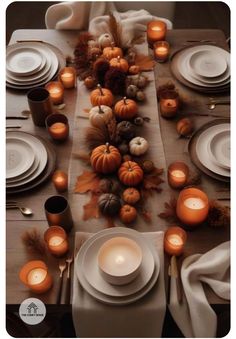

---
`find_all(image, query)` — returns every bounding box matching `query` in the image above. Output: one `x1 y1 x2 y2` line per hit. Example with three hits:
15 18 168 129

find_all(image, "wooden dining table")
6 28 230 337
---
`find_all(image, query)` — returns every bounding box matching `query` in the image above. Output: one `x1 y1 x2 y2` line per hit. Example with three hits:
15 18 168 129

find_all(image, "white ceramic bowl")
98 236 143 285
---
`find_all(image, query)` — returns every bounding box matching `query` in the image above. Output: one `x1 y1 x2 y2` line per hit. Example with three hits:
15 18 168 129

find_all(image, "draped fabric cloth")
45 1 173 47
169 241 230 338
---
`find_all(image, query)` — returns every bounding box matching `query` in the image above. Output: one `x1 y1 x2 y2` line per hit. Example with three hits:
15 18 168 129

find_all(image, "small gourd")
129 65 140 75
117 121 136 140
89 105 113 128
136 90 146 102
122 187 141 205
84 76 96 89
176 118 193 137
109 56 129 73
90 143 121 174
120 204 137 224
126 85 138 98
98 193 121 216
114 97 138 120
90 84 114 107
132 73 148 89
98 33 113 49
129 137 149 156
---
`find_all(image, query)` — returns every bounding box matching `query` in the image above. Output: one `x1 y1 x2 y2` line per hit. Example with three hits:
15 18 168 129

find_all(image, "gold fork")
64 256 73 304
57 260 67 304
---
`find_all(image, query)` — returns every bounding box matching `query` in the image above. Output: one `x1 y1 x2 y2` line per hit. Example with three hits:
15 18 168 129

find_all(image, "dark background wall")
6 1 230 44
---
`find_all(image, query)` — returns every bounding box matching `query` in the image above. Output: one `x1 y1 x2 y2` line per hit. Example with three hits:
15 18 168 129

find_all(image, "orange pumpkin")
122 188 141 205
118 161 143 186
103 43 123 60
91 143 121 174
114 97 138 120
90 84 114 107
109 56 129 73
120 204 137 224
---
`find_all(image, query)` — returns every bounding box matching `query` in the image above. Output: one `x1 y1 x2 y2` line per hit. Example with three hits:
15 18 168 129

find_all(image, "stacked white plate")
75 227 160 305
6 41 65 90
195 122 230 178
6 131 48 189
171 45 230 93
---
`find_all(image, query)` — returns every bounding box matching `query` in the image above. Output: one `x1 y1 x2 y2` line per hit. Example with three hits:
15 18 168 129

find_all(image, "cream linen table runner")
72 231 166 337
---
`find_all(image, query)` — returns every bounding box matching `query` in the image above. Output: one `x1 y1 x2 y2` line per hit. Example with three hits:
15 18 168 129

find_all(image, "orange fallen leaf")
74 171 100 193
135 54 154 71
83 193 100 220
83 108 90 113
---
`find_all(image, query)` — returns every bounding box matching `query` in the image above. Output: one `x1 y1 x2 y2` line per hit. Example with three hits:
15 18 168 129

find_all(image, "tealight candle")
154 41 170 62
176 187 209 226
52 170 68 192
59 67 76 89
45 113 69 141
147 20 167 45
19 260 53 293
44 226 69 256
164 226 187 256
159 90 179 118
45 81 64 105
168 162 189 189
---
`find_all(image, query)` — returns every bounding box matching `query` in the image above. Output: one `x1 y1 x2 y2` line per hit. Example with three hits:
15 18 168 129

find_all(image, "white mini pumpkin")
98 33 113 49
89 105 113 128
129 137 149 156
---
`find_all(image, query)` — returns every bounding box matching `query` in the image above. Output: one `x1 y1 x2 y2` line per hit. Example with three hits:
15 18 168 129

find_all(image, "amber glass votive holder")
19 260 53 294
45 81 64 105
59 67 77 89
52 170 68 192
154 41 170 62
164 226 187 256
168 162 189 189
147 20 167 46
44 226 69 257
176 187 209 226
159 90 179 118
45 113 69 142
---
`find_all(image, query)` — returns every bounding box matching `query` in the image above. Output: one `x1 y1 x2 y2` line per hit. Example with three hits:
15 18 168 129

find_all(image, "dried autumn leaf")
72 150 90 165
83 193 100 220
74 171 100 193
140 209 152 223
135 54 154 71
142 173 164 191
83 108 90 114
158 197 178 221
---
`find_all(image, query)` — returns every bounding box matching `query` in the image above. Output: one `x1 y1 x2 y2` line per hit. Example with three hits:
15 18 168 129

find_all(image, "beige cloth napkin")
72 231 166 338
169 241 230 338
45 2 172 47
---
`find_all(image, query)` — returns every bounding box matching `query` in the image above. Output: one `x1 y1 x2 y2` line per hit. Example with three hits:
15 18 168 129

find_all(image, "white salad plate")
6 131 48 187
75 227 160 306
6 47 42 76
207 130 230 169
82 231 155 297
189 49 227 78
196 123 230 177
6 153 40 184
6 138 35 179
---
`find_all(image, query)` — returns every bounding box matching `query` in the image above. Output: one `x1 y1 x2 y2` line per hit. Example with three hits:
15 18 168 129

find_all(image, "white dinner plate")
75 227 160 306
6 138 35 179
6 42 59 89
208 130 230 169
6 131 48 187
6 153 40 184
189 49 227 78
177 45 230 88
6 47 42 76
196 123 230 177
82 231 155 297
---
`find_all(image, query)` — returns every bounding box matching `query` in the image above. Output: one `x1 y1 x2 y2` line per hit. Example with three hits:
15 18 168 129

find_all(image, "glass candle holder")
168 162 189 189
59 67 76 89
44 226 69 257
147 20 167 46
19 260 53 294
45 113 69 142
164 226 187 256
176 187 209 226
154 41 170 62
52 170 68 192
159 90 179 118
45 81 64 105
